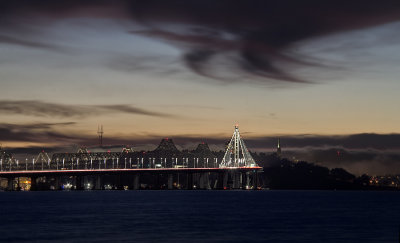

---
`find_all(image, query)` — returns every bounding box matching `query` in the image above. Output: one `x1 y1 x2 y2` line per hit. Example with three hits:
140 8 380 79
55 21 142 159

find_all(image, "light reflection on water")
0 190 399 242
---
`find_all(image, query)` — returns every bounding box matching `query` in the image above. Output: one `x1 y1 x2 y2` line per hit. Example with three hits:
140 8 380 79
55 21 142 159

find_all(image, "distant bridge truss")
0 125 262 191
1 124 258 172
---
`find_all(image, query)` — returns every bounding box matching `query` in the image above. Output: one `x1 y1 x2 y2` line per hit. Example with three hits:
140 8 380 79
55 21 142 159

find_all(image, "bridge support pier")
54 177 61 190
95 176 102 190
216 172 228 189
241 172 247 189
239 173 243 189
216 173 222 189
232 172 241 189
133 174 140 190
168 174 173 190
199 173 204 189
30 177 37 191
246 172 250 189
16 177 21 191
224 172 228 189
7 177 14 191
83 176 89 190
75 176 83 190
155 174 161 189
187 173 194 190
199 173 210 189
206 173 211 189
115 175 122 190
253 171 259 190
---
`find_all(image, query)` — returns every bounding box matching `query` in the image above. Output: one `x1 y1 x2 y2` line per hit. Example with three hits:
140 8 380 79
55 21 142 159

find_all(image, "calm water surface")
0 190 399 242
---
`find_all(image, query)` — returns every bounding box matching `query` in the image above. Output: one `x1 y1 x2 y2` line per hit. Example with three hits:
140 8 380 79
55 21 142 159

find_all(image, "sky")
1 1 400 174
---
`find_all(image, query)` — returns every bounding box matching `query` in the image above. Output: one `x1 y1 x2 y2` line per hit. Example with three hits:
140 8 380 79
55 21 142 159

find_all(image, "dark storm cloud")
1 1 400 83
128 0 400 83
0 122 138 146
0 122 77 142
0 100 175 118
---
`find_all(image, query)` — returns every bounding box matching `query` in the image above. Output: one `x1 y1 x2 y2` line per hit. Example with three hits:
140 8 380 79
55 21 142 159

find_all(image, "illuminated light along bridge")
0 125 262 191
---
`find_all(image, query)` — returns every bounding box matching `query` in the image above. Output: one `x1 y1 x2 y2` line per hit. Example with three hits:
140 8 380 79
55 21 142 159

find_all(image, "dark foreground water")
0 190 399 242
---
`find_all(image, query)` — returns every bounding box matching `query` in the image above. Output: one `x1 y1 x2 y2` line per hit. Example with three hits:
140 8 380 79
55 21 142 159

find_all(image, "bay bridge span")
0 125 262 191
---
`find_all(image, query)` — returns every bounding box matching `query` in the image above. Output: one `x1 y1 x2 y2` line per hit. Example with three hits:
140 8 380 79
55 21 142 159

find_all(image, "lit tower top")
122 146 134 154
220 124 257 167
77 147 89 154
277 138 281 156
35 150 51 164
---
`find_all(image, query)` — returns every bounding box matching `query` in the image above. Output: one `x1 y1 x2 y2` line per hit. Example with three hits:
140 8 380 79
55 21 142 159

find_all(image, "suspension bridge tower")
220 124 257 168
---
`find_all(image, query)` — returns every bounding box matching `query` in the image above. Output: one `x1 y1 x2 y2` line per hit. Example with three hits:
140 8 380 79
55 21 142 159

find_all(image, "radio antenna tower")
97 125 103 147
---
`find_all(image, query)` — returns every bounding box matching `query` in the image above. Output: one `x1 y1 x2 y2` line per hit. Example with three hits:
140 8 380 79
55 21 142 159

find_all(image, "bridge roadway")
0 167 262 191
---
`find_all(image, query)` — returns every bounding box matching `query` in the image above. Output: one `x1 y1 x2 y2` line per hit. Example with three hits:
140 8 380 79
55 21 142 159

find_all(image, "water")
0 190 399 242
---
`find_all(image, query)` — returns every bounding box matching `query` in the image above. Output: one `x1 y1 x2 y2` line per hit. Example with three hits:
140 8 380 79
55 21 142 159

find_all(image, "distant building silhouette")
277 138 281 157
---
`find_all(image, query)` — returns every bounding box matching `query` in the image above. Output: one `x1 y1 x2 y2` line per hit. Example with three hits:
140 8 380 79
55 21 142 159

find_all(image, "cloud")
247 134 400 150
282 148 400 176
96 105 175 118
0 100 175 118
1 1 400 83
0 34 62 51
0 123 208 148
0 122 138 146
246 134 400 175
4 125 399 152
0 122 78 143
129 1 400 83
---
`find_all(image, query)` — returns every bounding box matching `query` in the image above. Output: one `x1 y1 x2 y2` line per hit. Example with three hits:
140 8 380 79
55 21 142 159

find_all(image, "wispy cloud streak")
0 100 175 118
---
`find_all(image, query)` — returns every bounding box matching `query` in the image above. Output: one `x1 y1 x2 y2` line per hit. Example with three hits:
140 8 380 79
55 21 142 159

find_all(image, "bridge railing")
0 157 239 171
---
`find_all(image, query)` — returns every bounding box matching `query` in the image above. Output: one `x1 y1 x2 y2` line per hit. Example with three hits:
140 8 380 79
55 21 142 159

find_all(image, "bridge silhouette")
0 125 262 191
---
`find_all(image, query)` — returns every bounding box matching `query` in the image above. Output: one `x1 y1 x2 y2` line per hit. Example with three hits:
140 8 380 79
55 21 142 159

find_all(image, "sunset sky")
1 0 400 166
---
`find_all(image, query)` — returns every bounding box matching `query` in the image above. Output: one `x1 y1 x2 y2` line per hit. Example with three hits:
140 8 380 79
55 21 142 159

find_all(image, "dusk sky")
1 1 400 173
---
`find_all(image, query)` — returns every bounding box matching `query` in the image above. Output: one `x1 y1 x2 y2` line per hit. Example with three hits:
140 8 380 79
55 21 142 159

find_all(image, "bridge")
0 125 262 191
